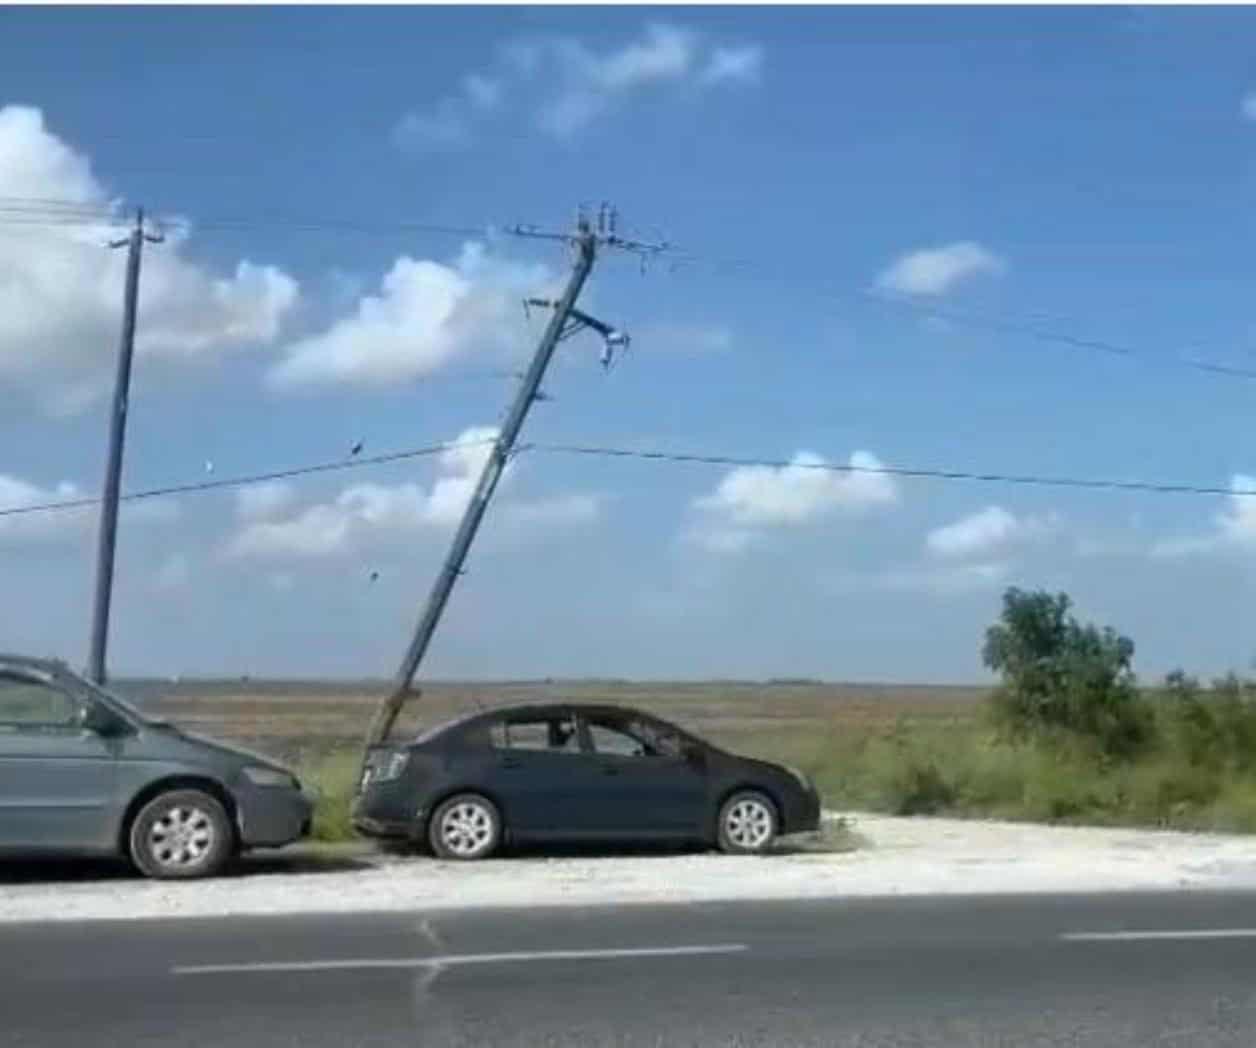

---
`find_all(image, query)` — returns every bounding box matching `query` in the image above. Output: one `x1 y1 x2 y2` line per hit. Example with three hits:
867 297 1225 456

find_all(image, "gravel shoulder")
6 812 1256 924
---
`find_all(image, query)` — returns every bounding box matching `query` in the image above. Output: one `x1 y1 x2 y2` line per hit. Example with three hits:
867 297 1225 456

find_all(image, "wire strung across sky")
2 440 1252 523
7 197 1256 384
0 440 486 521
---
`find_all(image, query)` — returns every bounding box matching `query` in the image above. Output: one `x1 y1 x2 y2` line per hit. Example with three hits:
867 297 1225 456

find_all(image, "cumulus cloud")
153 552 191 591
926 505 1058 559
0 106 298 412
224 426 597 559
268 244 549 388
1151 474 1256 557
875 241 1005 297
0 471 176 545
396 23 763 148
700 46 763 85
234 481 297 523
687 449 896 553
696 450 896 528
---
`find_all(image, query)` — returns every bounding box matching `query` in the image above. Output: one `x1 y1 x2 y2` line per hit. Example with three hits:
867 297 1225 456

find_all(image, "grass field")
125 677 1256 839
128 678 986 841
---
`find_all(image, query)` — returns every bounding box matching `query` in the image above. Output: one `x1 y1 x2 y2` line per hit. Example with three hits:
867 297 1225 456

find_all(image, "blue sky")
3 6 1256 683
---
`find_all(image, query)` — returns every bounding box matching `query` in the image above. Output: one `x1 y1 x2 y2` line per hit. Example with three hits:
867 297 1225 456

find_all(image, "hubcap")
725 799 773 850
148 805 215 869
440 801 494 857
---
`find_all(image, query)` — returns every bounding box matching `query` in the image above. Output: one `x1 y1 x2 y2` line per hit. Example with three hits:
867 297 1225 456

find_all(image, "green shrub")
983 588 1151 759
300 748 360 842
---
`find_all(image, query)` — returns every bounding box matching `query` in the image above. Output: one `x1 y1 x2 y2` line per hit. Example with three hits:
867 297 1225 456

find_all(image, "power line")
7 438 1255 525
665 248 1256 386
528 442 1255 500
0 197 491 239
0 440 489 521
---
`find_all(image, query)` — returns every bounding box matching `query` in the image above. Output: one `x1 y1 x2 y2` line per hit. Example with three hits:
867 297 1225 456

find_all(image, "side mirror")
81 702 126 737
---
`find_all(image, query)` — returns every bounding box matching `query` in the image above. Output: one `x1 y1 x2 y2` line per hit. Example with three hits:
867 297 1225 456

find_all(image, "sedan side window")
491 716 581 754
587 717 682 759
0 673 78 727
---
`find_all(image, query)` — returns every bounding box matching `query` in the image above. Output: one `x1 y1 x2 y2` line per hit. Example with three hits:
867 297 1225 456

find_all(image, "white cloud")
700 46 763 85
268 244 549 389
0 106 299 412
224 426 600 560
464 75 502 112
926 505 1057 559
682 523 755 556
1151 474 1256 557
0 474 89 542
393 102 473 151
1242 92 1256 121
503 492 602 529
234 481 297 522
694 450 897 529
0 471 176 545
396 23 763 148
875 241 1005 297
153 552 191 591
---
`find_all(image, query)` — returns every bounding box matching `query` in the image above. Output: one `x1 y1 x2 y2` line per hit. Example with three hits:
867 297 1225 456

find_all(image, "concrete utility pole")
365 204 658 747
88 209 162 685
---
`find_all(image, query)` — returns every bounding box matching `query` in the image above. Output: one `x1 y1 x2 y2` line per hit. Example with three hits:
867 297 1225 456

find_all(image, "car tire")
128 789 235 880
716 790 778 855
428 793 502 861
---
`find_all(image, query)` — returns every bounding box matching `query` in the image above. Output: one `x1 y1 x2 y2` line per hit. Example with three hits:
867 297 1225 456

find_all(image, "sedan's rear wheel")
429 793 501 861
717 790 778 855
128 789 234 879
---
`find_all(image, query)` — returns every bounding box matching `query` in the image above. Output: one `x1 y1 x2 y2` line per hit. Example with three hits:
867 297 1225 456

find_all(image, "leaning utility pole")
365 204 658 747
88 208 163 685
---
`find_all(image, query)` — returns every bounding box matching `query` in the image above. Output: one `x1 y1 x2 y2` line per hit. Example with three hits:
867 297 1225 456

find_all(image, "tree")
982 587 1148 758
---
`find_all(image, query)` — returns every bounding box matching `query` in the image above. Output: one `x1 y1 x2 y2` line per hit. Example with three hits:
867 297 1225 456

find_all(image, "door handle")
601 765 621 776
500 757 523 770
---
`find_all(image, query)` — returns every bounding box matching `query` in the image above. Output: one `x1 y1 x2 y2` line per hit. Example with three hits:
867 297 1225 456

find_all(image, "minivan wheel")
716 790 778 855
428 793 501 861
128 789 234 879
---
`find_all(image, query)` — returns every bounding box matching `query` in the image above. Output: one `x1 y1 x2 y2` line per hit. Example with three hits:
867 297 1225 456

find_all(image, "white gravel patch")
7 812 1256 924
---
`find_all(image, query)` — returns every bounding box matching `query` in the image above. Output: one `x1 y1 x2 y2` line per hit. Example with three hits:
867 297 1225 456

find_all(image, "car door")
0 669 119 852
480 711 607 840
579 712 707 838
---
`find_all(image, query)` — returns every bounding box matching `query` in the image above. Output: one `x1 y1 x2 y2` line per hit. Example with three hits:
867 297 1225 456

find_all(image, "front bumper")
236 785 314 847
350 793 426 841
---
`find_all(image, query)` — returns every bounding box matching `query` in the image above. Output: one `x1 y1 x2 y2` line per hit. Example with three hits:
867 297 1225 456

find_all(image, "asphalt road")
8 892 1256 1047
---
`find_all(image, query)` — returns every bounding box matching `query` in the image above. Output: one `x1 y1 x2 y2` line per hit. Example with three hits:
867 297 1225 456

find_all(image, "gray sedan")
0 655 311 879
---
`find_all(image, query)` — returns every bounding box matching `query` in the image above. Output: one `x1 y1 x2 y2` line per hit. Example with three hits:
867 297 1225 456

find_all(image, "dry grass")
123 678 985 841
130 678 984 769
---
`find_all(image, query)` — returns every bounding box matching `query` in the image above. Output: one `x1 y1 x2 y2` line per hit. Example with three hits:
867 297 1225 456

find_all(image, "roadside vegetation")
789 588 1256 833
144 595 1256 841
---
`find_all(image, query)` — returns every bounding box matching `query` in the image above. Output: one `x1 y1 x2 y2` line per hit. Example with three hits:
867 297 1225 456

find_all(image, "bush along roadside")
808 587 1256 833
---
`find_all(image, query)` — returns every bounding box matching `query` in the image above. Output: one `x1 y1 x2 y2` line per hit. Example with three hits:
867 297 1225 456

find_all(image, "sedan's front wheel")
429 793 502 861
717 790 778 855
128 789 234 879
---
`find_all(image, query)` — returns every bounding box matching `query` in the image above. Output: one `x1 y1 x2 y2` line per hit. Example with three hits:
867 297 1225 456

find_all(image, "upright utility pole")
88 209 162 685
366 205 658 747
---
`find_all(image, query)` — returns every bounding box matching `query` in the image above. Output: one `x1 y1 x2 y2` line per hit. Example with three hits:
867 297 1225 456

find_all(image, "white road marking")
1062 929 1256 943
173 943 748 976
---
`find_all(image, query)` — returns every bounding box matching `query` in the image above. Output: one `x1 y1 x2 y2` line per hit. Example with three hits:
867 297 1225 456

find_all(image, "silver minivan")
0 655 312 879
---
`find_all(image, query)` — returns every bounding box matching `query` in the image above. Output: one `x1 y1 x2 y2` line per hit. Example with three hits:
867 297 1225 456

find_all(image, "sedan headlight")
361 750 409 789
377 750 409 783
242 765 299 789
